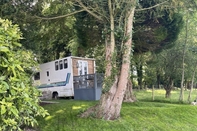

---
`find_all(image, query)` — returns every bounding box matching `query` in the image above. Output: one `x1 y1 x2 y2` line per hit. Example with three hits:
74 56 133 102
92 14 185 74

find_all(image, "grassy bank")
36 89 197 131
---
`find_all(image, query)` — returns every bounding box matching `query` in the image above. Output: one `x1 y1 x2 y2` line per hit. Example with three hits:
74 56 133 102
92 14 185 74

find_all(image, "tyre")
52 92 58 99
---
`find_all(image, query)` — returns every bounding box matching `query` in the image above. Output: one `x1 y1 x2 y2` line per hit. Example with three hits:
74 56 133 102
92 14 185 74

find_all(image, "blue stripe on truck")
37 73 71 89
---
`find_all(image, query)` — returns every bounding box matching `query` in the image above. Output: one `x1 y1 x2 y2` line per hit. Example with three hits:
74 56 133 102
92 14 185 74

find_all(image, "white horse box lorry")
33 56 96 99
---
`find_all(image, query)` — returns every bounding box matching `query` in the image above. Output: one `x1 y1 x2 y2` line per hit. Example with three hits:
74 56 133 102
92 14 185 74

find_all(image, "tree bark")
164 77 173 98
188 62 197 102
98 5 136 120
179 10 189 102
137 64 143 90
165 89 171 98
123 80 136 102
156 72 161 89
104 0 115 78
81 1 136 120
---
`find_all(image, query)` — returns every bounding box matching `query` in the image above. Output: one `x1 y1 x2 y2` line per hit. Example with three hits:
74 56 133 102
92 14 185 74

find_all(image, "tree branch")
135 1 169 12
35 9 85 20
76 0 103 21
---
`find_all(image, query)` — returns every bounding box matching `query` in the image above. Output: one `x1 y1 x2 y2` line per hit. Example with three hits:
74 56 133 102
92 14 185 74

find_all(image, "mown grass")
36 89 197 131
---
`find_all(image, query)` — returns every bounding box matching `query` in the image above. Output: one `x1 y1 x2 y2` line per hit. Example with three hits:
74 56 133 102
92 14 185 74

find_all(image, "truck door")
78 60 88 76
46 69 50 83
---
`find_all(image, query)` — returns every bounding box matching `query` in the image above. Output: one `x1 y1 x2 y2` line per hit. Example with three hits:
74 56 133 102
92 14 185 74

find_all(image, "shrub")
0 18 48 131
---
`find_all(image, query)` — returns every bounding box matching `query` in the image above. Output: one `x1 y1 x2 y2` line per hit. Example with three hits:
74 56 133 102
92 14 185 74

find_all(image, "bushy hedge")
0 18 48 131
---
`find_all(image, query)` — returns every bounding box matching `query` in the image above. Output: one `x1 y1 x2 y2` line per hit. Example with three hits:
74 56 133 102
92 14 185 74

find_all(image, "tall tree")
161 47 182 98
132 1 183 90
76 0 136 120
177 9 197 102
179 10 189 102
75 0 182 120
77 0 197 120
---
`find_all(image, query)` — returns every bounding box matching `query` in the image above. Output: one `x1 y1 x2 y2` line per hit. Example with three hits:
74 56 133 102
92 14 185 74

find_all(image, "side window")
47 71 49 76
34 72 40 80
64 59 68 69
55 61 58 70
59 60 63 70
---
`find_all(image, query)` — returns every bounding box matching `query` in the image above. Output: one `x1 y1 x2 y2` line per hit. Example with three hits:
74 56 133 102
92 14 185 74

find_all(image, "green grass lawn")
36 89 197 131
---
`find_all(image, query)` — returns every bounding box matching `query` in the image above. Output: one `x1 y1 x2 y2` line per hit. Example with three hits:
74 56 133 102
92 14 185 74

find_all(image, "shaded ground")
39 101 59 106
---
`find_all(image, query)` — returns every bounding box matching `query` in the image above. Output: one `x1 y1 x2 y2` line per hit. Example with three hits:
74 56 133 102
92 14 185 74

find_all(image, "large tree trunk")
164 77 173 98
99 5 135 120
123 80 136 102
165 88 171 98
81 2 135 120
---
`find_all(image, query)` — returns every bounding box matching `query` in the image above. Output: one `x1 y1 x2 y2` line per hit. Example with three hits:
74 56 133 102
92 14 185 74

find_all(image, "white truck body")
33 56 96 99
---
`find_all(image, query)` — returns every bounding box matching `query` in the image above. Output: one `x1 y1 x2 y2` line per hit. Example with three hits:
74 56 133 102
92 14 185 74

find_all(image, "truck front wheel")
52 92 58 99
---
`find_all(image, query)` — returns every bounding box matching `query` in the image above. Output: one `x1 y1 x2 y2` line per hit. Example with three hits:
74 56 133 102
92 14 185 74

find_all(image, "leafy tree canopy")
0 0 77 63
133 1 184 53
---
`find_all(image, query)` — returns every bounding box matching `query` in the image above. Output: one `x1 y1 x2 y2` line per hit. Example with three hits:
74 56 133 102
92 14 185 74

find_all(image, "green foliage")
134 1 184 53
0 18 48 131
0 0 77 63
74 10 104 57
35 0 76 62
153 26 167 42
176 9 197 83
85 44 105 73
